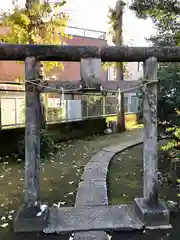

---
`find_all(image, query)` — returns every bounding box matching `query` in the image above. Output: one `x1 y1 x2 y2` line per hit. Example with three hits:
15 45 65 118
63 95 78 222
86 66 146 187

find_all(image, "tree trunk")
115 0 126 132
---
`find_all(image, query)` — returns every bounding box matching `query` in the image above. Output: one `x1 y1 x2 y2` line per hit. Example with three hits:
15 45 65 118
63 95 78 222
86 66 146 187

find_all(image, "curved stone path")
74 128 143 240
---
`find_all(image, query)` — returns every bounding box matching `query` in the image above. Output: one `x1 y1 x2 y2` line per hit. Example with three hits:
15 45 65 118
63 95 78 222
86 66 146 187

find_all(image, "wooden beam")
1 44 180 62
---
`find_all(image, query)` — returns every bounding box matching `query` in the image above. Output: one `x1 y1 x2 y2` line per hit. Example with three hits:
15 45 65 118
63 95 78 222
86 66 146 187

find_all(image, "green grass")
0 131 140 239
108 141 180 205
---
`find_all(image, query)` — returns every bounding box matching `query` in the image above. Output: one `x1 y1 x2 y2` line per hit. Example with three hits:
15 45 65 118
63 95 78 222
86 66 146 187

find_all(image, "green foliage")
130 0 180 164
0 0 70 76
87 96 102 106
130 0 180 20
17 127 57 160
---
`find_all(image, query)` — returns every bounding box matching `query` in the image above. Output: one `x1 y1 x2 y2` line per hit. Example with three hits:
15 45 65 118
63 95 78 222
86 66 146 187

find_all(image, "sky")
1 0 156 46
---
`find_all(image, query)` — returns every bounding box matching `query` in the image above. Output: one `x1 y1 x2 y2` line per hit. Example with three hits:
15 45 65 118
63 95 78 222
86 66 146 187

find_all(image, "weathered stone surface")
143 57 159 206
75 180 108 206
89 151 115 164
80 58 101 88
43 206 58 234
81 163 109 181
25 57 41 204
14 203 49 232
103 140 143 153
44 205 144 233
102 145 124 153
74 231 109 240
135 198 171 228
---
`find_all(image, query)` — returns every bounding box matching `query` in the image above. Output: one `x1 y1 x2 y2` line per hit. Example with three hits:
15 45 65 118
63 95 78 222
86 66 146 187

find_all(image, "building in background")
0 25 141 128
0 26 108 82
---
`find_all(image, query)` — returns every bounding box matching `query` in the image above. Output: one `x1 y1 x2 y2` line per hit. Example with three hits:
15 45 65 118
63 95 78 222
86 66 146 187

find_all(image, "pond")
108 142 180 240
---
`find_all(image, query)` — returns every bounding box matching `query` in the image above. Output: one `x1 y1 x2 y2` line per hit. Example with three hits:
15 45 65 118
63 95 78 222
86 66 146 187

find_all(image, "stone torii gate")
1 44 178 232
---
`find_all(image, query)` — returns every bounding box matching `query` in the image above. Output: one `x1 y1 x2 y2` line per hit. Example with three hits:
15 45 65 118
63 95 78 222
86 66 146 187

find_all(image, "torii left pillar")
14 57 48 232
135 57 171 229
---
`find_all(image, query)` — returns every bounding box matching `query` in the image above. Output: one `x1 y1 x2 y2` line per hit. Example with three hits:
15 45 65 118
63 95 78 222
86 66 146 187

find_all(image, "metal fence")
0 92 139 129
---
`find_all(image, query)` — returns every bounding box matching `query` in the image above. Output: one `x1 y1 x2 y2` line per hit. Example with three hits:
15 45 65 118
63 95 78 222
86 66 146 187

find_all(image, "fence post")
135 57 170 228
0 97 1 129
24 56 41 211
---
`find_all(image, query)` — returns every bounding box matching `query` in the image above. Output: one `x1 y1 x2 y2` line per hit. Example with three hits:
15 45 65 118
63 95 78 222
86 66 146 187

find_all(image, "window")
130 96 139 113
124 96 128 113
108 66 116 81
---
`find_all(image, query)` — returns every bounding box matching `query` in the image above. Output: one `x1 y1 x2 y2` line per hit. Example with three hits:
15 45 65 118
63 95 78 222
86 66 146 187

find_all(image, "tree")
0 0 70 77
130 0 180 180
129 0 180 126
130 0 180 20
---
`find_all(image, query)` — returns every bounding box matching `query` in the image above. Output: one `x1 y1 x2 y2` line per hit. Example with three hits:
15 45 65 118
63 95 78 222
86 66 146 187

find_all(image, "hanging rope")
26 79 158 94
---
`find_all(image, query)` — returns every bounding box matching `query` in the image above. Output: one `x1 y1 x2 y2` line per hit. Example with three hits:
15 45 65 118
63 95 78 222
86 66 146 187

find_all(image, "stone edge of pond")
74 130 143 240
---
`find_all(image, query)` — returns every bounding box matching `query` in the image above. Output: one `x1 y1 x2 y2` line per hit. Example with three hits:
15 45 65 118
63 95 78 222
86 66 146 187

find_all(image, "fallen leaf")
36 212 42 217
68 192 74 195
1 223 8 228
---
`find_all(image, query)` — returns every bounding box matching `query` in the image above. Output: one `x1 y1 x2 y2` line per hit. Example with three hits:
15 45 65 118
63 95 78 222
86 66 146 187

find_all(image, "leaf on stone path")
0 223 8 228
0 175 4 178
8 215 12 220
1 216 5 220
177 194 180 197
77 169 80 172
69 181 74 185
19 178 23 181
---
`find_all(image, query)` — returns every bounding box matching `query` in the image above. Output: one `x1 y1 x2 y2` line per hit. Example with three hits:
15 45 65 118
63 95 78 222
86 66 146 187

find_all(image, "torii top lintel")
0 44 180 62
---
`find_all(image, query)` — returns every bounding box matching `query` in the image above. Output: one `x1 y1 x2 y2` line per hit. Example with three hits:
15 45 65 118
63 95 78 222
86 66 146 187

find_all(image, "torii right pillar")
135 57 171 228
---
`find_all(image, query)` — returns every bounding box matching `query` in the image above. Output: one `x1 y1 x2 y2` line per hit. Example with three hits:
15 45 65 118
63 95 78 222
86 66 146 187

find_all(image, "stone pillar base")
134 198 171 229
14 203 49 232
